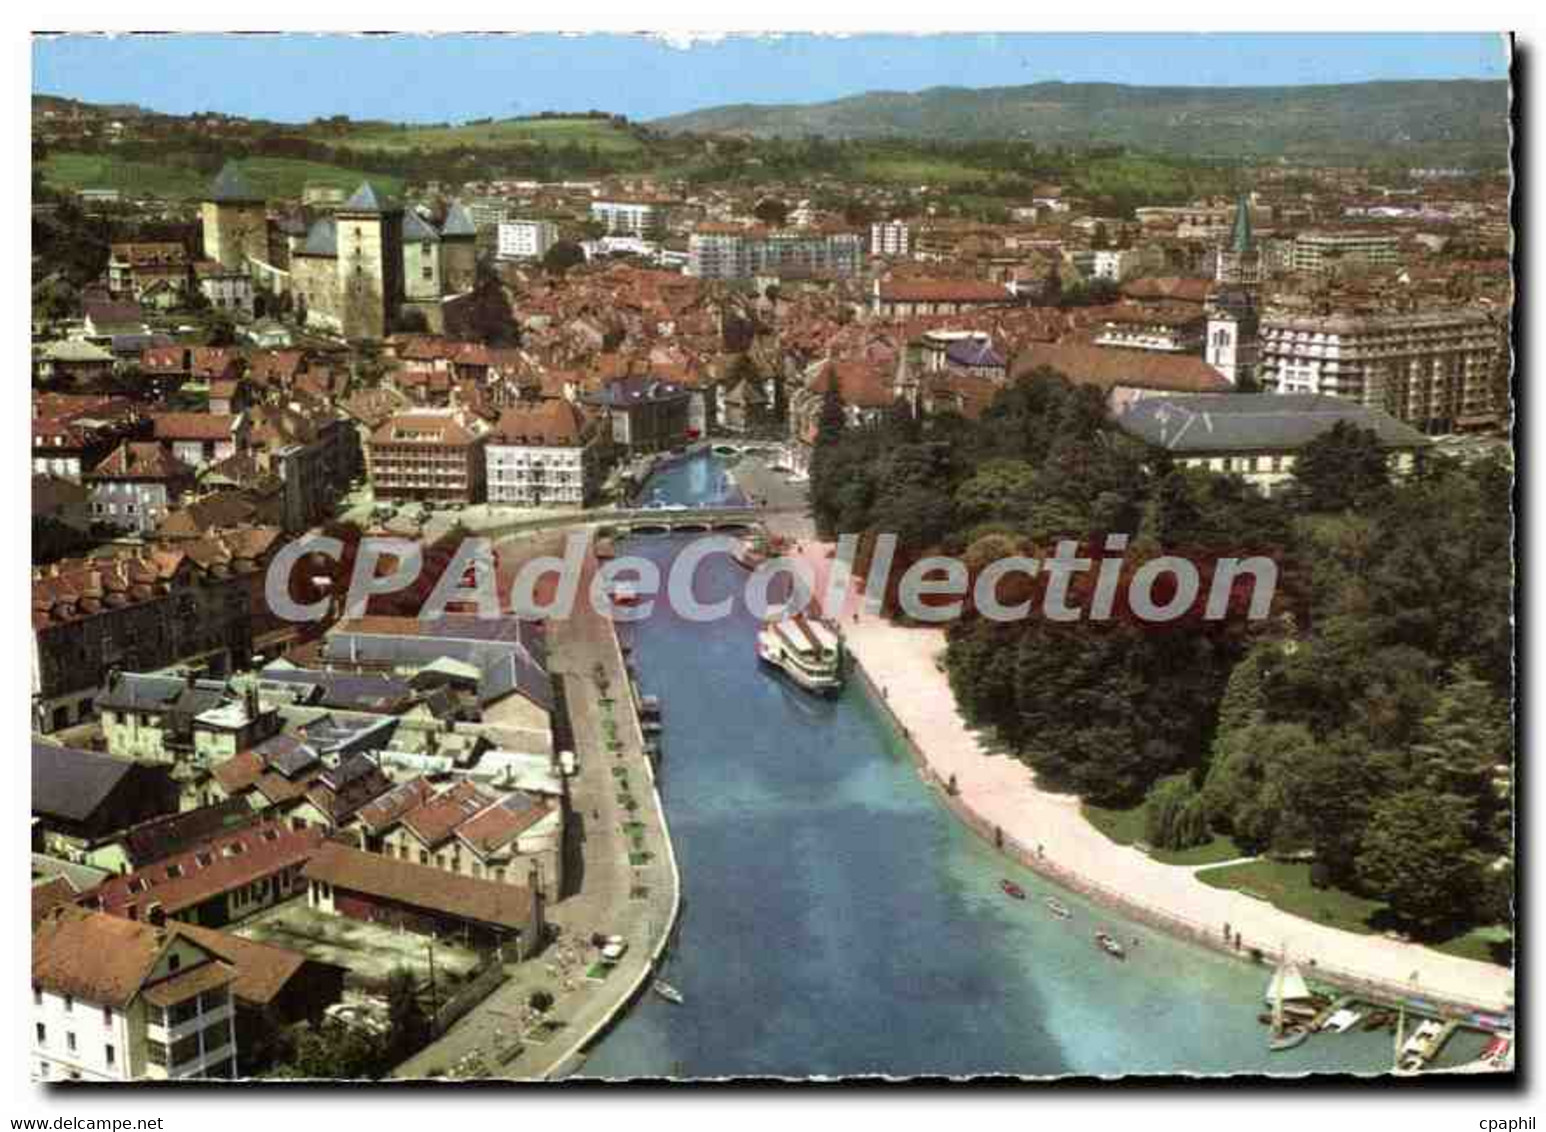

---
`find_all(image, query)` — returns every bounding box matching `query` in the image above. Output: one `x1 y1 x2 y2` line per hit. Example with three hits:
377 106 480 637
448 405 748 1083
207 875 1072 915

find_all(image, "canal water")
579 453 1413 1079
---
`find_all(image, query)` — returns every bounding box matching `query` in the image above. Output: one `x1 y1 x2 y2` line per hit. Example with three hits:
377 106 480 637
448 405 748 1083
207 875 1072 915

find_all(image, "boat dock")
1309 994 1355 1031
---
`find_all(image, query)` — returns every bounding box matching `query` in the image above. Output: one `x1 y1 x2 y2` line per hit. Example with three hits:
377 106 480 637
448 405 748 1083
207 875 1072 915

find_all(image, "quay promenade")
391 538 680 1079
759 512 1514 1025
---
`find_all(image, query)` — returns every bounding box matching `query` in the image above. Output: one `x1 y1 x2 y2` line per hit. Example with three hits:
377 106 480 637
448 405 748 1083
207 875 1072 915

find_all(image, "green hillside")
38 152 404 201
327 115 645 155
650 79 1510 163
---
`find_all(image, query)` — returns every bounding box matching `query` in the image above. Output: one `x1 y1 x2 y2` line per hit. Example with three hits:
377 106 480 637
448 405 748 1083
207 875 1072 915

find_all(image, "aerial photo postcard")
25 30 1514 1086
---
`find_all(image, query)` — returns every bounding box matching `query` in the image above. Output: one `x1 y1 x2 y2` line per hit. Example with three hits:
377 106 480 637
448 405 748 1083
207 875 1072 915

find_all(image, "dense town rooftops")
1119 277 1214 305
110 241 188 266
876 278 1013 303
151 412 243 442
87 441 194 482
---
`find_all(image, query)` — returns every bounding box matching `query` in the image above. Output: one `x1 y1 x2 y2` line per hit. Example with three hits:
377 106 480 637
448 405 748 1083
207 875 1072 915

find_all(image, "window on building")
63 994 73 1013
105 1044 115 1068
33 984 41 1006
35 1023 45 1045
66 1032 77 1053
102 1006 112 1027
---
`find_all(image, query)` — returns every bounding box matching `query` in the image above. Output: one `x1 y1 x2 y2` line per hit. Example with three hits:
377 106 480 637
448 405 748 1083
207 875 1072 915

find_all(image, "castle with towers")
200 160 478 341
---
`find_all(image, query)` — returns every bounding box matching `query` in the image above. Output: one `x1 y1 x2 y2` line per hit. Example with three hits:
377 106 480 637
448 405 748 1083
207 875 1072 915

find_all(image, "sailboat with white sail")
1266 953 1311 1052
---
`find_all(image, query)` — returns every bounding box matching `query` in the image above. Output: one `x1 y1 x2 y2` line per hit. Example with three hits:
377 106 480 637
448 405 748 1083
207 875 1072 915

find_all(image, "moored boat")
1000 879 1027 900
653 979 685 1005
1044 897 1072 920
1266 954 1312 1052
1095 931 1126 959
756 614 844 695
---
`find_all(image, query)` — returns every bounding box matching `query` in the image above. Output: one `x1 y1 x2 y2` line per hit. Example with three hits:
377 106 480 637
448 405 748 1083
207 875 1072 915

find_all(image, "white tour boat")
756 614 845 695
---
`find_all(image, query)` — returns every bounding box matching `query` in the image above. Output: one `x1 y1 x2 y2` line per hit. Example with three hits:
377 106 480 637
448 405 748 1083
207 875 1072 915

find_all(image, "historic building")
202 161 479 341
1205 195 1263 387
200 163 269 273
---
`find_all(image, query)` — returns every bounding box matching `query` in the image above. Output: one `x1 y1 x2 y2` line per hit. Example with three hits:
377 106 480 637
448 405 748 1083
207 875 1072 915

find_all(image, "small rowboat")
653 979 684 1005
1095 931 1127 960
1000 880 1027 900
1044 897 1072 920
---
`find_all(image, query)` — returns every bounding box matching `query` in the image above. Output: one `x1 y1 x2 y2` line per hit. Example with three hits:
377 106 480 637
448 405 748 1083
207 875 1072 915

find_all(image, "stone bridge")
607 504 799 535
472 504 804 542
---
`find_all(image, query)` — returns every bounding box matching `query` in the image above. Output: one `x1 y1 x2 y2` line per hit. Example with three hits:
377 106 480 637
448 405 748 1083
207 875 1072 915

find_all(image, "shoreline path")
768 516 1513 1018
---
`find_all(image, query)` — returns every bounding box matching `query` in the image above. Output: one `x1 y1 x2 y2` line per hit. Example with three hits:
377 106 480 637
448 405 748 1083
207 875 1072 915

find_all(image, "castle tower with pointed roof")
334 182 405 341
439 201 478 294
200 161 269 271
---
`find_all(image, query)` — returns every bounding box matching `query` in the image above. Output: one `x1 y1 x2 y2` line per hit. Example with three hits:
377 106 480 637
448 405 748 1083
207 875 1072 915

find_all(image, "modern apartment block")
1259 306 1506 433
870 219 911 258
33 908 239 1082
485 400 601 508
687 226 865 280
497 219 560 261
1286 230 1402 274
590 197 674 238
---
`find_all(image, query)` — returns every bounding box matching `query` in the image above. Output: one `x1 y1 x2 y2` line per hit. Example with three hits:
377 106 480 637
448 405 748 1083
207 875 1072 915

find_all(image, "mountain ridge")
646 79 1510 161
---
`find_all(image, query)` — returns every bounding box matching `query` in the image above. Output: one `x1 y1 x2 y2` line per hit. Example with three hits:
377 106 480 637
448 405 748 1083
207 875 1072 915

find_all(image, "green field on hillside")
39 152 403 201
331 116 645 155
848 155 996 186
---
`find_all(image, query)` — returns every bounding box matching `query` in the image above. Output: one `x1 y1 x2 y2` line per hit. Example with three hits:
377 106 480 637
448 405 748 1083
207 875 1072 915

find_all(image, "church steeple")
1229 192 1254 254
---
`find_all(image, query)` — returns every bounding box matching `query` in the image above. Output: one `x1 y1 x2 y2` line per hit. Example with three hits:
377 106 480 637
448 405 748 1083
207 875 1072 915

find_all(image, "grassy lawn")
334 117 645 154
40 152 403 200
1195 859 1513 967
849 155 994 185
1081 802 1244 867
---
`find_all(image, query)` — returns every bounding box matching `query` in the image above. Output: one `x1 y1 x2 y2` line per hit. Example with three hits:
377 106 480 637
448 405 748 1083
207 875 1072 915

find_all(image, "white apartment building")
1259 306 1504 433
688 227 865 280
465 198 515 233
485 401 597 508
1066 248 1141 283
870 219 911 258
33 909 239 1082
1288 230 1402 274
498 219 560 260
591 198 673 238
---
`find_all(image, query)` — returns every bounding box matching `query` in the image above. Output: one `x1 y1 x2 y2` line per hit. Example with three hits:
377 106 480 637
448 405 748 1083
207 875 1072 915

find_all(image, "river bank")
576 531 1412 1077
797 539 1513 1023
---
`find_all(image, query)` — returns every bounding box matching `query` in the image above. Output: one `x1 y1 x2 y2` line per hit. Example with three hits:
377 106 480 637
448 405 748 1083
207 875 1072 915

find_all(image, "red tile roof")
302 841 537 933
1012 342 1231 395
151 412 242 442
85 822 323 919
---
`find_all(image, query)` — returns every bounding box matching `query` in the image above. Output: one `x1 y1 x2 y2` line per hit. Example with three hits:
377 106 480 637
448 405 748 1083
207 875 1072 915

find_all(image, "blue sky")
32 33 1509 124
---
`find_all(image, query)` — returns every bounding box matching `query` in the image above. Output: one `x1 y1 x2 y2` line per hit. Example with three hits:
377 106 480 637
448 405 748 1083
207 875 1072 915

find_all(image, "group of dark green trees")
810 370 1512 939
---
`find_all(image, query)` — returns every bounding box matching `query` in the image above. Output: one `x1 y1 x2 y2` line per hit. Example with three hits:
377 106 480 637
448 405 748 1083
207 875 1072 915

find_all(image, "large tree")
1290 421 1392 512
1357 787 1481 935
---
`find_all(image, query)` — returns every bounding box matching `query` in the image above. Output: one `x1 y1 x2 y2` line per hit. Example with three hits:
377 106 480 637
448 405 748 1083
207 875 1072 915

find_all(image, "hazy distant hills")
649 80 1510 160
